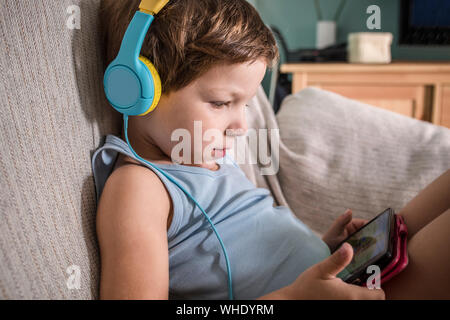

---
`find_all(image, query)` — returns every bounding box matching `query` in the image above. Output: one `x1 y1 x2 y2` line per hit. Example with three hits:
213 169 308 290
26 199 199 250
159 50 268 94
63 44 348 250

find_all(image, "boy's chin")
200 159 219 168
170 156 218 168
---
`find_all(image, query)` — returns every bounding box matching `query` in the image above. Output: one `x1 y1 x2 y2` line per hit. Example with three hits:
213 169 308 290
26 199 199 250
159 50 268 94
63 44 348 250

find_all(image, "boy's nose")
227 107 248 136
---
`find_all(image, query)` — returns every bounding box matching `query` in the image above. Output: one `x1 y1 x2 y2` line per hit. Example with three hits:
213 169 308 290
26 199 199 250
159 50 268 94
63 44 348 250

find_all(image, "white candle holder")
316 20 336 49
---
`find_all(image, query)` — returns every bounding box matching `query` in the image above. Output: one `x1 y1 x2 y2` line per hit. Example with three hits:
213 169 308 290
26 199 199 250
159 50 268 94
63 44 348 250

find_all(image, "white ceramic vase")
316 20 336 49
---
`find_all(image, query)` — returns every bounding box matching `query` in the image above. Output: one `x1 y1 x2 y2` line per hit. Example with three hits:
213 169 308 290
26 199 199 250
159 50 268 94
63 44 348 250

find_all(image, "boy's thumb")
317 242 353 279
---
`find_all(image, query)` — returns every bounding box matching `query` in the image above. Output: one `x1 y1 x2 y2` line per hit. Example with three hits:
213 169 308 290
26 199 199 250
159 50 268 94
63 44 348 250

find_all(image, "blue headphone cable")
123 114 234 300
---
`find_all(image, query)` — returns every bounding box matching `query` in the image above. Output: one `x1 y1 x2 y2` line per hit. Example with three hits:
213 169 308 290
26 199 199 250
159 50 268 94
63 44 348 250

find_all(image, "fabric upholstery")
0 0 120 299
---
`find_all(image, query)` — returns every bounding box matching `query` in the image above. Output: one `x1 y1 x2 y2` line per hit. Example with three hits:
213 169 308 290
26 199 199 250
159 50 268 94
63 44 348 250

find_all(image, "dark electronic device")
334 208 409 286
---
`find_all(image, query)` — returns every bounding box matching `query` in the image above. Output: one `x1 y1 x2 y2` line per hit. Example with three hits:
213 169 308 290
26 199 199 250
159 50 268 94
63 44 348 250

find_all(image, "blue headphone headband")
102 0 234 299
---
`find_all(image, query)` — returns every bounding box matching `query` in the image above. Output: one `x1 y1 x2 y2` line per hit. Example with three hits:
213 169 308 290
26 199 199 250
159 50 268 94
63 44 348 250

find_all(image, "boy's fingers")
347 218 368 234
353 218 369 228
343 208 352 217
342 209 352 222
335 209 352 229
316 242 353 279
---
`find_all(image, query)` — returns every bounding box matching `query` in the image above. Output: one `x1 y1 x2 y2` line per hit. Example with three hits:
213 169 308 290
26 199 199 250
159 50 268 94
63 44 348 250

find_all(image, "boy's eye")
210 101 229 108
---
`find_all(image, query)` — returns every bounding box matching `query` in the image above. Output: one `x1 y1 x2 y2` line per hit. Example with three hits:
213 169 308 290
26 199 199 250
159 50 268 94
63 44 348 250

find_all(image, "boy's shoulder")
98 153 173 231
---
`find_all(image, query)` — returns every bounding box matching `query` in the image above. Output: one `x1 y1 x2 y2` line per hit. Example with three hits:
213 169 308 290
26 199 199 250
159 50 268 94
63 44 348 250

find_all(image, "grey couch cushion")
0 0 121 299
276 87 450 235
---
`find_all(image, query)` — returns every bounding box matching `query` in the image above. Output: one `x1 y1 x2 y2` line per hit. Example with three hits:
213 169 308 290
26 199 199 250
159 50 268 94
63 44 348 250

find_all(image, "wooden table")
280 62 450 128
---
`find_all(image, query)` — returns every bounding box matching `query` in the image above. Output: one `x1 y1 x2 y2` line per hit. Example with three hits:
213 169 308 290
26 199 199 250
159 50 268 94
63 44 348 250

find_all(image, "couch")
1 0 449 299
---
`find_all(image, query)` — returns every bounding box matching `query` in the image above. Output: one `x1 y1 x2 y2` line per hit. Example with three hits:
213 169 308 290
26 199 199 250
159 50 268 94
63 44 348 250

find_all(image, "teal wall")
253 0 450 61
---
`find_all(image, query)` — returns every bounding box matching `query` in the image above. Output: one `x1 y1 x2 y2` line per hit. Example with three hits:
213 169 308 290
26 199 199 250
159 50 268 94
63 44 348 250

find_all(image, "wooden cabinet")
438 84 450 128
280 62 450 128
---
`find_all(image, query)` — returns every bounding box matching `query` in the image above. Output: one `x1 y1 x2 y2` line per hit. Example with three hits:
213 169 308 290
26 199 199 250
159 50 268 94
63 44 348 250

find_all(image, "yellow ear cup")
138 55 162 116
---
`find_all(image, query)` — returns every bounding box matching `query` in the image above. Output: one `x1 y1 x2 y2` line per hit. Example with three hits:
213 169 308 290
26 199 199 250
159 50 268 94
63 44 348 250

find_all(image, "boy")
94 0 449 299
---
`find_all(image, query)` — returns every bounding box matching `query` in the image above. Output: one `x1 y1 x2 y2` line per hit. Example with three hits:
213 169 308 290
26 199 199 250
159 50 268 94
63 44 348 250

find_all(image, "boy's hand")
322 209 368 253
283 243 385 300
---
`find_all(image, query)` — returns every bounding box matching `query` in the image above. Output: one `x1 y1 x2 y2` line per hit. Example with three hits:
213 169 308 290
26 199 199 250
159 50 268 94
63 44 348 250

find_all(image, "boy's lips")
213 148 227 157
214 142 233 150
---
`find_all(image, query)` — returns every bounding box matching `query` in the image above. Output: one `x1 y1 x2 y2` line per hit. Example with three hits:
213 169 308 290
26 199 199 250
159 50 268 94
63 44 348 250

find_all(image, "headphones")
103 0 234 299
103 0 165 116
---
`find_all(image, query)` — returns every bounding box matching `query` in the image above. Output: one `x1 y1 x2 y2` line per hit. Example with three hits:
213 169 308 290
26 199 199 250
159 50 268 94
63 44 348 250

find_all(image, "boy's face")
140 58 267 169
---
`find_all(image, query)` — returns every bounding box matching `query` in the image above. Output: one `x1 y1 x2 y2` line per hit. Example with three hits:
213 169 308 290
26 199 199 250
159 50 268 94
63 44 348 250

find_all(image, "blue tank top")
91 134 331 299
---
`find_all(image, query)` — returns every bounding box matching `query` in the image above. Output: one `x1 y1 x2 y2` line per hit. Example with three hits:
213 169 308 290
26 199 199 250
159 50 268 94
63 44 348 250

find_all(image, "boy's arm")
96 164 172 299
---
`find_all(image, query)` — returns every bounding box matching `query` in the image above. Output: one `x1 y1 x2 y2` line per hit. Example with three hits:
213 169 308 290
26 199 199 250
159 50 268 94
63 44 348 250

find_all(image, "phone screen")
337 209 392 281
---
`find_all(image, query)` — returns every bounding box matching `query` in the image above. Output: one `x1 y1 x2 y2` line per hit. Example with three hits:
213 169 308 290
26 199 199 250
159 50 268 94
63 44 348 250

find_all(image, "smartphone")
335 208 396 285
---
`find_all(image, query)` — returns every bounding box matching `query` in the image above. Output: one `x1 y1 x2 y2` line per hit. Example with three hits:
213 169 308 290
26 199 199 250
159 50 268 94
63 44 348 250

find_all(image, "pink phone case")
364 214 409 287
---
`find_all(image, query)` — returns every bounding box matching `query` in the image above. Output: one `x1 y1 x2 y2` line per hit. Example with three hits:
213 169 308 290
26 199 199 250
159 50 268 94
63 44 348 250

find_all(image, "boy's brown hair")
100 0 279 94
